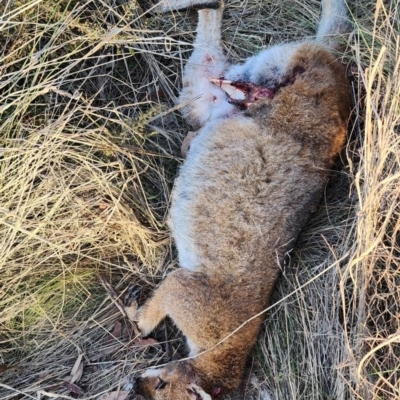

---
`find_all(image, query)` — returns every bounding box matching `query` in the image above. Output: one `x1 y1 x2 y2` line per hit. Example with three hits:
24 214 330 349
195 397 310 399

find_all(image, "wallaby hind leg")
316 0 350 48
179 7 235 129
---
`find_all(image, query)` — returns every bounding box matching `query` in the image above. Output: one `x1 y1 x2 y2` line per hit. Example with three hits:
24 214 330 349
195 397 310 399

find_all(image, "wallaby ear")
187 383 212 400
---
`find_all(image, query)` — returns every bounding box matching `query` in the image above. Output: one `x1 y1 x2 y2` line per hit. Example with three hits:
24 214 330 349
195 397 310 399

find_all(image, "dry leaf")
0 364 19 374
65 382 83 395
133 338 161 348
0 365 9 373
69 354 84 384
89 343 123 361
0 364 11 373
71 354 83 376
109 321 122 340
98 202 108 211
43 383 64 392
97 391 129 400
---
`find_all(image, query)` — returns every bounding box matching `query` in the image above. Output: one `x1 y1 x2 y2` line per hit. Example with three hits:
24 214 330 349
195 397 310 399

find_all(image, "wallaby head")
137 362 217 400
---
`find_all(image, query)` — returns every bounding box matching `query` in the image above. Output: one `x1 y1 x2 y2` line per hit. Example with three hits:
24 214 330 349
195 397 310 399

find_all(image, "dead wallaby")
126 0 350 399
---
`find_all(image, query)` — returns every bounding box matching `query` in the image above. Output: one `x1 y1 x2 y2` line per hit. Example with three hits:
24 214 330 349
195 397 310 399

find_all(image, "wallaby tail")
316 0 350 48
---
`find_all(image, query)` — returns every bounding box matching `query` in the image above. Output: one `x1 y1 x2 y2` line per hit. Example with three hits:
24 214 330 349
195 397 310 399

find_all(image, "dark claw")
124 284 141 307
133 376 141 393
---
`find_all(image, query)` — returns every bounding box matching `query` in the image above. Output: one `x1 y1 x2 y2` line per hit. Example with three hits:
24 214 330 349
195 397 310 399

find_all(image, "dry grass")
0 0 399 399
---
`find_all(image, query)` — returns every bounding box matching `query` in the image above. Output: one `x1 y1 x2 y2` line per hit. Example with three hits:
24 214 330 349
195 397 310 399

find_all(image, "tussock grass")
0 0 398 399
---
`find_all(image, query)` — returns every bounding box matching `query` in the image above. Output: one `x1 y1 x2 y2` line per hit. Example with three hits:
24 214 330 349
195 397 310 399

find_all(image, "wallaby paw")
99 274 141 323
123 284 141 322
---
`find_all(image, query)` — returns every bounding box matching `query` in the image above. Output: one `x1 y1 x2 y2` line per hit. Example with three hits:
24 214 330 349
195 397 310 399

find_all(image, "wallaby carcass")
130 1 351 399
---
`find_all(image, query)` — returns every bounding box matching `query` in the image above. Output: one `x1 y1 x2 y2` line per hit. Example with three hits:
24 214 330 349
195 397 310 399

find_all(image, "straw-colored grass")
0 0 398 399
